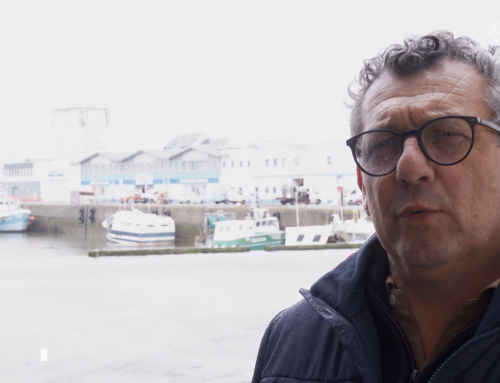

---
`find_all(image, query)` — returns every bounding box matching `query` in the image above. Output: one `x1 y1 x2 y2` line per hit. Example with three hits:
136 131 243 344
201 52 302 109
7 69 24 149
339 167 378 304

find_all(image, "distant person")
252 31 500 382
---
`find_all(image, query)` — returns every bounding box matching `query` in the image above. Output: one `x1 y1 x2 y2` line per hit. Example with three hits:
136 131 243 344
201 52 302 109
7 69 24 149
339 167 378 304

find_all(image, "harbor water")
1 232 352 382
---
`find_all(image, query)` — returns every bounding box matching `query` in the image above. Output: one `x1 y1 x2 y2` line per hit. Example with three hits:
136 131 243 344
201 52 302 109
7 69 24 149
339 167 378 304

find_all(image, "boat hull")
213 232 285 250
0 211 31 232
106 230 175 245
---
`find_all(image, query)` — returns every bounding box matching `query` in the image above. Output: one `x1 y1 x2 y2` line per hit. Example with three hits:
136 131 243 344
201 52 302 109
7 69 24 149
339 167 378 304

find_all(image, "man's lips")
398 205 439 217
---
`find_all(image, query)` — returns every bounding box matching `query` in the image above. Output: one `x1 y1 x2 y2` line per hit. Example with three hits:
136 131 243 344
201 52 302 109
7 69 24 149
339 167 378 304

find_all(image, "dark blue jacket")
252 235 500 383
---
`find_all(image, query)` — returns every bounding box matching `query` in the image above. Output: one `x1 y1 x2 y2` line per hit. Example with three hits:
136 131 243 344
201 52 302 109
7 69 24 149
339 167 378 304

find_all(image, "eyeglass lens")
354 117 474 176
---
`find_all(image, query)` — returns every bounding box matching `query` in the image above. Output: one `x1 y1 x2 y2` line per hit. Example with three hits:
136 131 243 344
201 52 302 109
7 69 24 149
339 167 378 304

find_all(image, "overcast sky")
1 1 499 160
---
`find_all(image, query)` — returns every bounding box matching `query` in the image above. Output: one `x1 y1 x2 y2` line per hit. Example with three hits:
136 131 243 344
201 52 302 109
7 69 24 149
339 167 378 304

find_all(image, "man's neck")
389 257 500 357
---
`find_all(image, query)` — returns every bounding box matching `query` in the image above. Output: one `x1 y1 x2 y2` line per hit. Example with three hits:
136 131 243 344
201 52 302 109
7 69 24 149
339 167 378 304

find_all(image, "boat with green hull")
212 207 284 250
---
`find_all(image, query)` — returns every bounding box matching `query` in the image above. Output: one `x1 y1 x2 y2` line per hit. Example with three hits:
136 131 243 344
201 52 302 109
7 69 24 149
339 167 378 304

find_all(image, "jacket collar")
309 234 389 320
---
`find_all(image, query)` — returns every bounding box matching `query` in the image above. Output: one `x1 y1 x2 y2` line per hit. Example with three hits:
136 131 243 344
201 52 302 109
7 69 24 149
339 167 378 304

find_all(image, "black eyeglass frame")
346 116 500 177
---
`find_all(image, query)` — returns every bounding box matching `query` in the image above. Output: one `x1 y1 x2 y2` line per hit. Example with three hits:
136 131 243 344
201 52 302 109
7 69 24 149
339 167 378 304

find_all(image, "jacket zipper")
428 325 500 382
432 317 482 359
372 296 418 381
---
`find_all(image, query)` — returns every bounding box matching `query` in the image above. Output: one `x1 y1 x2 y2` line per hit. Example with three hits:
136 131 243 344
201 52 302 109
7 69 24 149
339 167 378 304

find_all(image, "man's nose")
395 136 435 185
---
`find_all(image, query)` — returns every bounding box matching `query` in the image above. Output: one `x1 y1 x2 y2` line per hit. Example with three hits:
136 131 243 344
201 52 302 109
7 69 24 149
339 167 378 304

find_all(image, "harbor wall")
22 203 361 247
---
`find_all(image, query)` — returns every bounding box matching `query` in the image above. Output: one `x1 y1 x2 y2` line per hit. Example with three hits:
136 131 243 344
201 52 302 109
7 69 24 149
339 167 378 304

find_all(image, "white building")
0 159 79 202
77 134 230 202
218 139 358 204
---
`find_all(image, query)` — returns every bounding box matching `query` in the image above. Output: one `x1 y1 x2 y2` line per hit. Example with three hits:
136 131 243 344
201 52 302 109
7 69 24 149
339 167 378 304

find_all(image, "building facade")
0 159 80 202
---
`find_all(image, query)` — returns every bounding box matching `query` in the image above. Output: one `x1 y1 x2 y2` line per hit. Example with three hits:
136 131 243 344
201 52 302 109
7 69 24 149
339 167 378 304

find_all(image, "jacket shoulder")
252 299 362 383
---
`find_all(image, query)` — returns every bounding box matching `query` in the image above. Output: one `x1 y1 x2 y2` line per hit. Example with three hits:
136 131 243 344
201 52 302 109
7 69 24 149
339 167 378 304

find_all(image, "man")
252 31 500 383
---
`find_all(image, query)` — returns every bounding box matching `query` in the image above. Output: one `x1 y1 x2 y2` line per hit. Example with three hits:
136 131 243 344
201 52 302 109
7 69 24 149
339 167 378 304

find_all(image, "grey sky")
1 1 498 159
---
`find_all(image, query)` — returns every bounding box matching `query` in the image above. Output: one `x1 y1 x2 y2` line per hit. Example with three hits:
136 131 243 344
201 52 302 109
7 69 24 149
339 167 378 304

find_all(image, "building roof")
163 133 208 150
194 145 230 158
74 152 130 164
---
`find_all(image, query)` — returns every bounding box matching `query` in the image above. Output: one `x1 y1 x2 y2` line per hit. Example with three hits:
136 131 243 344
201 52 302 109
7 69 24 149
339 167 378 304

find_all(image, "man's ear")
357 167 370 217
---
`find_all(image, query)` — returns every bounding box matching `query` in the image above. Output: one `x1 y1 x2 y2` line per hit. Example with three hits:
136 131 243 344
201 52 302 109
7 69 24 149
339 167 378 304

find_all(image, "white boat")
102 209 175 245
339 215 376 243
0 190 33 232
285 213 375 246
285 214 342 246
212 207 284 250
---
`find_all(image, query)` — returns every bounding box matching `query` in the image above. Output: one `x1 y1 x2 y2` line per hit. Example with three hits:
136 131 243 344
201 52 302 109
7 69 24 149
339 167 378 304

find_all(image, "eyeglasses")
346 116 500 177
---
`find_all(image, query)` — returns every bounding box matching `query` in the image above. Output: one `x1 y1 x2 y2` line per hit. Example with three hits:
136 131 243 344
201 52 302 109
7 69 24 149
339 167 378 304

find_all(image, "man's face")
358 60 500 274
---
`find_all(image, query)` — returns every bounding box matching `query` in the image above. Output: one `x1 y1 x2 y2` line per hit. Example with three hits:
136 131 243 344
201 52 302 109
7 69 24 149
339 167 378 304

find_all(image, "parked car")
213 188 228 204
277 187 322 205
178 193 204 204
344 189 362 206
121 190 142 204
141 189 171 204
226 189 246 204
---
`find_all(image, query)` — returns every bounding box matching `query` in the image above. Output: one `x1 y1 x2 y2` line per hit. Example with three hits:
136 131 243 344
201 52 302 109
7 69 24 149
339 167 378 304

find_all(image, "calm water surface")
1 231 180 257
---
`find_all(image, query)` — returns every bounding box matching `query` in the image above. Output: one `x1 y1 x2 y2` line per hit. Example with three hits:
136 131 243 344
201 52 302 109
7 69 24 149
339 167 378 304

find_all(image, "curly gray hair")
348 31 500 136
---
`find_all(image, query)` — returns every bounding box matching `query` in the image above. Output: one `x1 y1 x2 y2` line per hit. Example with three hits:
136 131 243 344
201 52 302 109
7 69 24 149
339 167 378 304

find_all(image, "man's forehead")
360 60 486 126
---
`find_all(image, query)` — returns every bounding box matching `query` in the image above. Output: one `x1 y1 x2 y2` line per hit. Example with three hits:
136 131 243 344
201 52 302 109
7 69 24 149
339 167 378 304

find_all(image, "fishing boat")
102 209 175 245
0 189 34 232
285 213 375 246
285 214 342 246
194 210 236 247
212 207 284 250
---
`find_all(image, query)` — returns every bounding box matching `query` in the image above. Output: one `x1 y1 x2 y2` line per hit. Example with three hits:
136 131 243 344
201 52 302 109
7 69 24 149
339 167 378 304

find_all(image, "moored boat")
102 209 175 245
284 213 375 246
212 207 284 250
0 191 34 232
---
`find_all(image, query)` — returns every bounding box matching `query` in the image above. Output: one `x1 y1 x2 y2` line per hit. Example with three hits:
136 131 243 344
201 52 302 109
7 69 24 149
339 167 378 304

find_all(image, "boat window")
261 221 267 226
297 235 304 242
161 224 169 226
256 222 260 227
148 225 154 227
313 235 321 242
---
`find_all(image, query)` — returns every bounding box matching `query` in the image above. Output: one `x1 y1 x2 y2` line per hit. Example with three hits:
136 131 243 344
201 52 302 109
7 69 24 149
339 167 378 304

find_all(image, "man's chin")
393 239 459 271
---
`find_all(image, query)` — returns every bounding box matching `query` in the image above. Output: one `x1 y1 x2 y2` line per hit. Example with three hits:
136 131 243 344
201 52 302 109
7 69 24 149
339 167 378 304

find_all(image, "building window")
3 163 34 177
239 187 243 194
327 156 333 165
231 161 234 168
265 159 269 167
240 161 243 167
294 158 299 166
282 158 285 166
255 187 259 193
223 162 226 168
274 159 278 166
273 187 277 193
265 187 269 194
248 161 251 167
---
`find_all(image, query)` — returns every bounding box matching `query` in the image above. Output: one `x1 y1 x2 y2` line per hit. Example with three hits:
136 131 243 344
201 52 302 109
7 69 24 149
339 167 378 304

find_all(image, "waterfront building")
219 139 358 204
0 158 79 202
77 134 230 201
75 134 358 204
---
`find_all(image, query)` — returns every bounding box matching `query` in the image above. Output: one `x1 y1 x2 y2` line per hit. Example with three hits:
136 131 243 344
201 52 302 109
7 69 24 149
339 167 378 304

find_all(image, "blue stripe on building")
81 172 221 186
